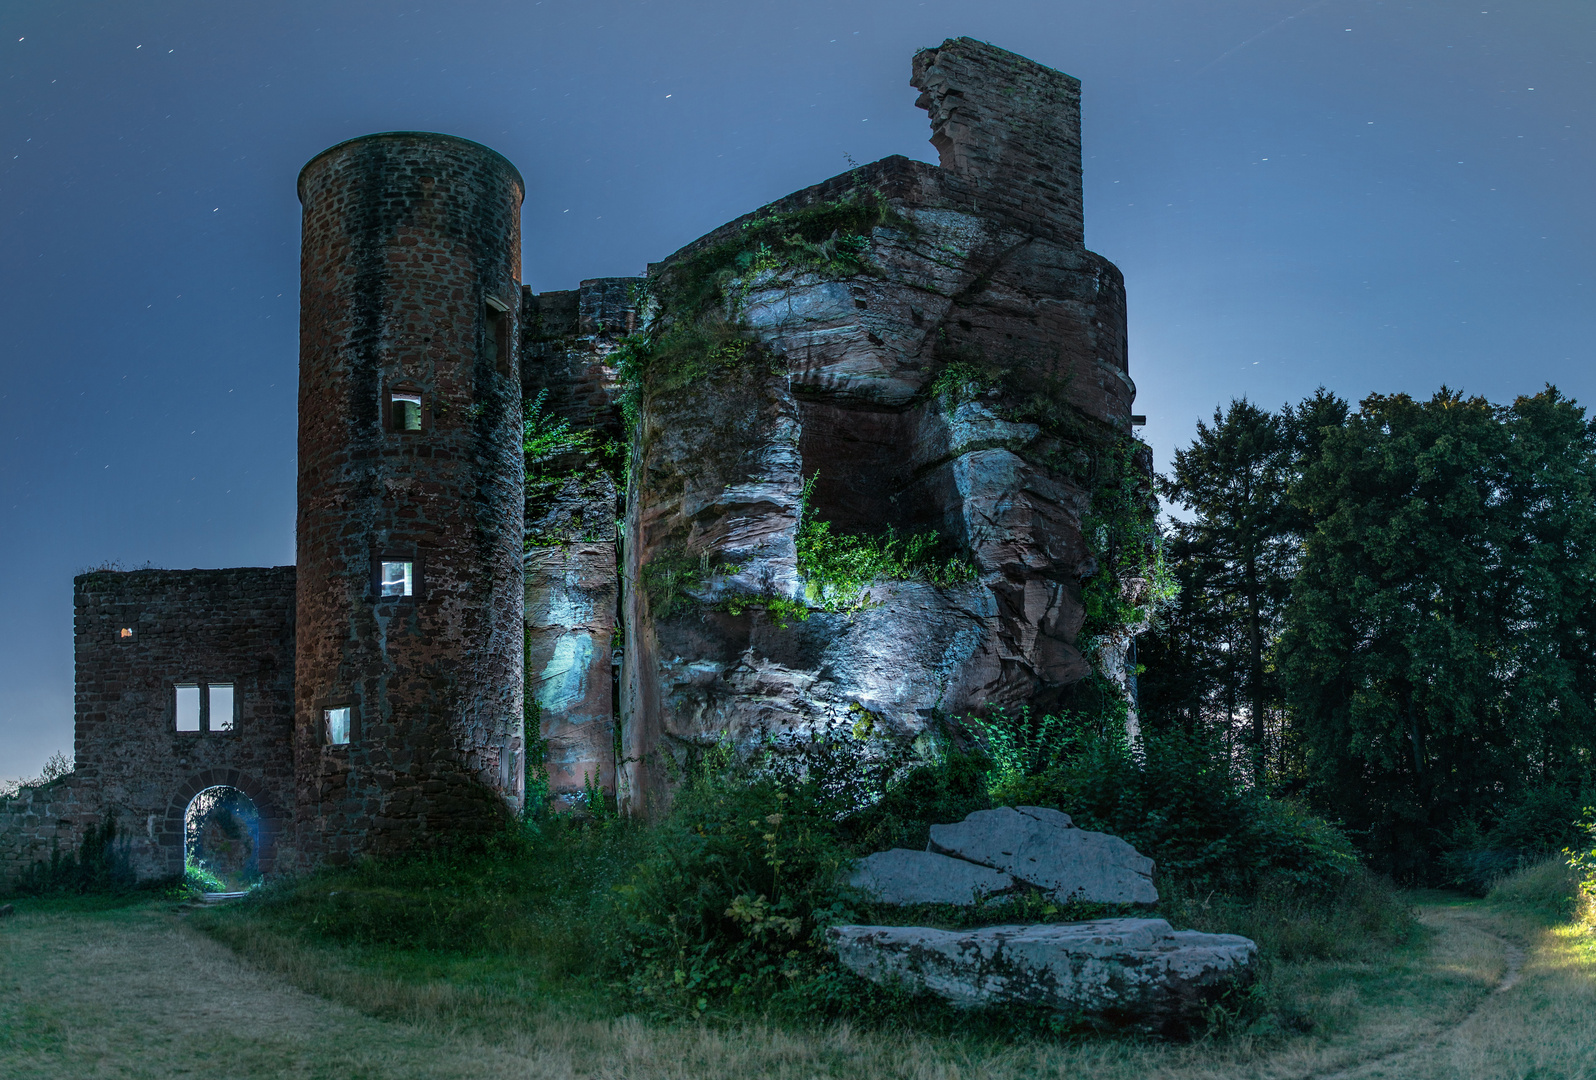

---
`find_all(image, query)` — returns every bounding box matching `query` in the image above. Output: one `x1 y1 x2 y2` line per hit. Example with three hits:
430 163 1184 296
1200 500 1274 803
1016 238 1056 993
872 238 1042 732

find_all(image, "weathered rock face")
524 544 617 807
520 278 635 806
618 38 1138 813
927 806 1158 905
829 919 1257 1029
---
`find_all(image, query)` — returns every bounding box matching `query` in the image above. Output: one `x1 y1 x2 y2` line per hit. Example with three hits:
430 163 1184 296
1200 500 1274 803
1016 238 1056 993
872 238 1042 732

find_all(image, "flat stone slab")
928 806 1158 904
848 848 1016 905
828 918 1256 1024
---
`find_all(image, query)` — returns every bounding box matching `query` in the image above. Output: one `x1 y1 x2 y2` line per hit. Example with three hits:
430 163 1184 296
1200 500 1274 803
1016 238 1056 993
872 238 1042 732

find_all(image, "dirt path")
1306 906 1528 1080
0 903 539 1079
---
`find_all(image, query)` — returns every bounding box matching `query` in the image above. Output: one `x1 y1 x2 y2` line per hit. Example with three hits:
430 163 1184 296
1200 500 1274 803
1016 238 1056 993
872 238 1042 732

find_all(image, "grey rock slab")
847 848 1017 906
828 918 1257 1025
927 806 1158 904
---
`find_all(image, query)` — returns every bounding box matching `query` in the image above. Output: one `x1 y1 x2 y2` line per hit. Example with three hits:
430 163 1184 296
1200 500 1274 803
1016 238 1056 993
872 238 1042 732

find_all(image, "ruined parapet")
520 277 638 806
911 37 1085 247
619 40 1142 812
294 133 526 860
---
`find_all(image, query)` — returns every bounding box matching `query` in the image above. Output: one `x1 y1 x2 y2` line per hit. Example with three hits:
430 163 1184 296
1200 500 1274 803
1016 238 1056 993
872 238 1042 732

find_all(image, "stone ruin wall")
0 568 296 886
520 279 636 806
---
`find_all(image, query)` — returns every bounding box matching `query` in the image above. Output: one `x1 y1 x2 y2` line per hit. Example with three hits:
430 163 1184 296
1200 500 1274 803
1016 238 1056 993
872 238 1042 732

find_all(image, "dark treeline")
1140 386 1596 884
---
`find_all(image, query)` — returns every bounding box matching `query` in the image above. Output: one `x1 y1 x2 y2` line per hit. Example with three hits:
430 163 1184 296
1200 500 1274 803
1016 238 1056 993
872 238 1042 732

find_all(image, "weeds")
795 475 976 612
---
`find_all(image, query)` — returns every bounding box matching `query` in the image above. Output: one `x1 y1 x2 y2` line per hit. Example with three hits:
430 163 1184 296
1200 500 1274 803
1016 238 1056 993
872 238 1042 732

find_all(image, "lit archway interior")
184 785 262 889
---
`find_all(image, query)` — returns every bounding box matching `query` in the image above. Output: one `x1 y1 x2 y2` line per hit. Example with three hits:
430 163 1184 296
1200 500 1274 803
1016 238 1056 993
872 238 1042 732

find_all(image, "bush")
614 756 860 1016
10 812 136 896
1441 783 1591 894
981 718 1357 894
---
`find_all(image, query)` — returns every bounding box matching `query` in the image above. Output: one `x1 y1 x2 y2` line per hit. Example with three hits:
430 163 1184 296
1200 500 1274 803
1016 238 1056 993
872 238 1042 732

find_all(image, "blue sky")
1 0 1591 778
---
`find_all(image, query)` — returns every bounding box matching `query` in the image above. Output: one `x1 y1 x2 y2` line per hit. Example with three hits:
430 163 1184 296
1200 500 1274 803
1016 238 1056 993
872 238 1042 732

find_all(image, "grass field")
3 860 1593 1078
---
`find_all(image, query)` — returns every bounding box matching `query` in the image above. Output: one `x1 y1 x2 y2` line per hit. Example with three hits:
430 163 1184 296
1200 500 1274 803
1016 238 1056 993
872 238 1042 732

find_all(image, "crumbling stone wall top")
912 37 1085 247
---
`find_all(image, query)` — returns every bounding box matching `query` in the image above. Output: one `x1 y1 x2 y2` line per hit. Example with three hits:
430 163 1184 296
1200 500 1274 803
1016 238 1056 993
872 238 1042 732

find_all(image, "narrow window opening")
324 706 351 746
391 391 423 432
380 560 413 598
175 684 201 732
485 299 512 376
208 684 235 732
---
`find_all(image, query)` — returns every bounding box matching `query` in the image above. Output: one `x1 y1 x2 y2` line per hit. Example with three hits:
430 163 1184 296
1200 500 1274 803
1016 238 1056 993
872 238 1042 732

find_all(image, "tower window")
391 391 423 432
324 705 351 746
208 684 235 732
380 559 413 598
485 298 512 376
175 684 201 732
118 627 136 642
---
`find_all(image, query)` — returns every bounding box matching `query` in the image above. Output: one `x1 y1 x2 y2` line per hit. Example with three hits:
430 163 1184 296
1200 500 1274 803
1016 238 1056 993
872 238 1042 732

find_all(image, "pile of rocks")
831 806 1257 1027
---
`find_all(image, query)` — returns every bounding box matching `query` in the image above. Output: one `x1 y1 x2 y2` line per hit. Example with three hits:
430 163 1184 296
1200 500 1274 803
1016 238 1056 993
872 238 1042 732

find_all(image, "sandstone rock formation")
829 919 1257 1028
608 38 1148 814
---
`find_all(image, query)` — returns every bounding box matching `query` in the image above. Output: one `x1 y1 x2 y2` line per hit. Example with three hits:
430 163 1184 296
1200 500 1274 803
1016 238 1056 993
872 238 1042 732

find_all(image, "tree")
1280 387 1596 878
1152 394 1341 784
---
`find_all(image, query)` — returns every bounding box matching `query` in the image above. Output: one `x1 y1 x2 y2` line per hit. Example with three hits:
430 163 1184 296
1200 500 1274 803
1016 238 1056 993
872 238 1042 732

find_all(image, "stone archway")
159 769 281 880
184 785 261 888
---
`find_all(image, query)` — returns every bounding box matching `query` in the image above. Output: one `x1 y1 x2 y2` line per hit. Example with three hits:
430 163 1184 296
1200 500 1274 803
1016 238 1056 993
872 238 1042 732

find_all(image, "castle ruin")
0 39 1140 886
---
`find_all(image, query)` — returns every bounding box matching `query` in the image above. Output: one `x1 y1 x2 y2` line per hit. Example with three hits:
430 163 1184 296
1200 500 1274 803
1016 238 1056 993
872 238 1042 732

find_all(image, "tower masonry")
293 132 527 862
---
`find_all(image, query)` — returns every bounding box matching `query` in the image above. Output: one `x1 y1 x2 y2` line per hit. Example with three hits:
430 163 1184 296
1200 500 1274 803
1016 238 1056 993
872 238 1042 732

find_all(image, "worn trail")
1307 905 1526 1080
0 905 531 1080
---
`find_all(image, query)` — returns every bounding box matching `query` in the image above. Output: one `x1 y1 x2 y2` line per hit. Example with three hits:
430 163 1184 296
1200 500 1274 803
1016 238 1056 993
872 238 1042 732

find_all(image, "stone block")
847 848 1016 905
828 918 1256 1027
927 806 1157 904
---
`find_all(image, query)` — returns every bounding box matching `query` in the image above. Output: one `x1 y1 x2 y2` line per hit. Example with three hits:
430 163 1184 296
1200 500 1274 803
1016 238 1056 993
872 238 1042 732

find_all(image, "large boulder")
928 806 1157 904
847 848 1017 905
828 918 1256 1028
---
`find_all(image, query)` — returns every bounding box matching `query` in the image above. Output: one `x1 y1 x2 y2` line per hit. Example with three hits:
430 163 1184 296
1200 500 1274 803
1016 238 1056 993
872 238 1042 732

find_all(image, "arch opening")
184 785 262 890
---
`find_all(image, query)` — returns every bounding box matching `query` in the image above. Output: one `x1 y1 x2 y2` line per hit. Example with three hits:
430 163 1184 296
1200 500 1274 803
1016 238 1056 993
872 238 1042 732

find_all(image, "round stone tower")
293 132 525 863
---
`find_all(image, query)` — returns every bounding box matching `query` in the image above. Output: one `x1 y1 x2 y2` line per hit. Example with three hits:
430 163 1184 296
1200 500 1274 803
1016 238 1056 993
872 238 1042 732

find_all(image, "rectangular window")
208 684 235 732
175 684 201 732
324 706 351 746
392 392 423 432
380 560 413 598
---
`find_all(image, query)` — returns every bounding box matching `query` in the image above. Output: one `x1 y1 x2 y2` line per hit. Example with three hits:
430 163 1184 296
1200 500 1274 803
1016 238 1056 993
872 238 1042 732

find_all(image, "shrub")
795 475 976 612
1441 782 1592 894
10 812 136 896
978 714 1357 894
614 756 860 1016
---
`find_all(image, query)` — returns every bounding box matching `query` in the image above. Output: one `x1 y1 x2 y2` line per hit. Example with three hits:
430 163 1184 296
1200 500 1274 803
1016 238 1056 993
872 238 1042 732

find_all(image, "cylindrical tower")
293 132 525 863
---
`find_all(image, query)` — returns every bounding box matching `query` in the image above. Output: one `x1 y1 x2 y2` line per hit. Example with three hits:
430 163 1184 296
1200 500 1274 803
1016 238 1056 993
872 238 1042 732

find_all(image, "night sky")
1 0 1590 780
